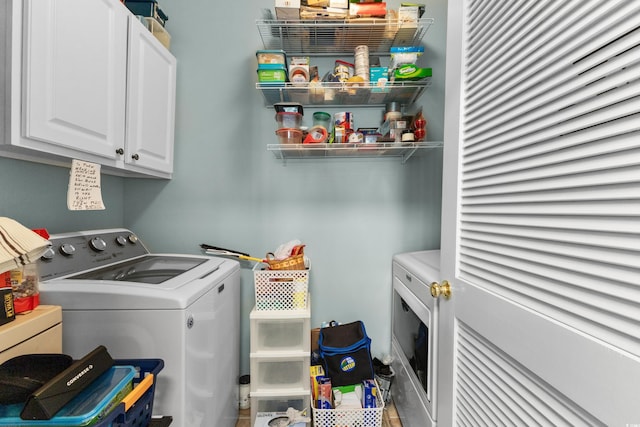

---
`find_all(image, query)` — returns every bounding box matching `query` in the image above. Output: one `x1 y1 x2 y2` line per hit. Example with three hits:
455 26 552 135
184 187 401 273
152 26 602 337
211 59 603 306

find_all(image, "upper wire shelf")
256 18 435 56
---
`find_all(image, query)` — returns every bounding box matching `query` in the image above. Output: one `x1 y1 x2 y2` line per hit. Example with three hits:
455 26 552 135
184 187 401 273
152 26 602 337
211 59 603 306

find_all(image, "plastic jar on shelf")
313 112 332 132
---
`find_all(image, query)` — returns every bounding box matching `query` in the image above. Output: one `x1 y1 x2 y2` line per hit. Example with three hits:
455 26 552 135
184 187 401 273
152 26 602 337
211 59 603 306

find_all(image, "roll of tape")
349 132 364 143
304 125 329 143
290 65 310 86
401 132 415 142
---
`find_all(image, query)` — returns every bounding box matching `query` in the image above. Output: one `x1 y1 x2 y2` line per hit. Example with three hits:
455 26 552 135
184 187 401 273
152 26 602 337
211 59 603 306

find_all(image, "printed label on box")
330 0 349 9
275 0 301 7
254 412 306 427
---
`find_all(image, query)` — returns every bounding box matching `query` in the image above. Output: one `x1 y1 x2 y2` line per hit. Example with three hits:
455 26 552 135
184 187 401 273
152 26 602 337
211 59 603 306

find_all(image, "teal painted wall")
123 0 447 374
0 157 125 231
0 0 446 375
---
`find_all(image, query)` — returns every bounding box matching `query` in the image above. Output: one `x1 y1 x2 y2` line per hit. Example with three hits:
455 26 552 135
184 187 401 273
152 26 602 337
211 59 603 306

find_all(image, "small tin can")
334 60 354 82
334 126 346 143
354 45 370 81
334 111 354 131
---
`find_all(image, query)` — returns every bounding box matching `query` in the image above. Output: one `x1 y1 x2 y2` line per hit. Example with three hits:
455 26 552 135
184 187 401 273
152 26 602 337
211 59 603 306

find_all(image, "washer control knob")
90 237 107 252
115 235 127 246
41 247 55 260
59 243 76 256
128 234 138 244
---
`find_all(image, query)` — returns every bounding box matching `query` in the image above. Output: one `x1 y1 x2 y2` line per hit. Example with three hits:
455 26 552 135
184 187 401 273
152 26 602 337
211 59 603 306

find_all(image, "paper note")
67 159 105 210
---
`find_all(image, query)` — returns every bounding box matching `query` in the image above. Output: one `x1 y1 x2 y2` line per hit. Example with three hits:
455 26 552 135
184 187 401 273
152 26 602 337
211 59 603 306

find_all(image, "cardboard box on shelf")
275 0 301 7
276 7 300 20
276 0 301 19
300 6 348 19
304 0 329 6
329 0 349 9
389 6 421 46
398 5 420 25
349 2 386 18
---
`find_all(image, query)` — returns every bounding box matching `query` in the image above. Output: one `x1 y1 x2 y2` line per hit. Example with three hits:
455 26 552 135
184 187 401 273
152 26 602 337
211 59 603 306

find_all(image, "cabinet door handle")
115 148 124 155
131 153 140 160
405 274 412 282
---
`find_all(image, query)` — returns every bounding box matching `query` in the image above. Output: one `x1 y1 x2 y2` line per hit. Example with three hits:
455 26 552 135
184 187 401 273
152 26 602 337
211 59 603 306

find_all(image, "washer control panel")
38 229 149 281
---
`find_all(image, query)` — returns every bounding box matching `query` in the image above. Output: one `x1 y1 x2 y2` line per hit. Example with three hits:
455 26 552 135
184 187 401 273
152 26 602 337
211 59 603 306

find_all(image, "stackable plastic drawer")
249 389 311 426
249 295 311 426
250 351 310 394
250 305 310 354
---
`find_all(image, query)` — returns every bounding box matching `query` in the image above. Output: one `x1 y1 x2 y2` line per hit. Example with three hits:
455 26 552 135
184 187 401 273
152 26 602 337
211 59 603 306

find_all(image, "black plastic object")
0 354 74 404
273 102 304 116
20 345 114 420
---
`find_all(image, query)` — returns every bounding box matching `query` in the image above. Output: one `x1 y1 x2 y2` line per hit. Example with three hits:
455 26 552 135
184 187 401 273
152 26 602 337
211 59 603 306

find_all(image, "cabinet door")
125 16 176 175
22 0 127 159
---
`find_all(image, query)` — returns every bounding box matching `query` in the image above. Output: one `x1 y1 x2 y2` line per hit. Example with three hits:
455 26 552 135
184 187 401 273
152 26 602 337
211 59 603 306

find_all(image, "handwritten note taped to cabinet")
67 159 105 211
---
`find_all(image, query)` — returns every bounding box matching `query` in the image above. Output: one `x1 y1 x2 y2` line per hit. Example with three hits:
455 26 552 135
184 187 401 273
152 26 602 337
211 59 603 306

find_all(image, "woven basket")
266 253 305 270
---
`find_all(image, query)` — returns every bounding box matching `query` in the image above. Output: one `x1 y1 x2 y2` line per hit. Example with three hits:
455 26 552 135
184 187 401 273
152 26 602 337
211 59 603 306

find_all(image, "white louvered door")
438 1 640 426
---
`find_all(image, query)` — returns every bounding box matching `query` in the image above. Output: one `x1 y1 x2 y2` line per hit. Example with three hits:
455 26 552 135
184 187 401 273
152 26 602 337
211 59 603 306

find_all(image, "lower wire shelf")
267 141 443 163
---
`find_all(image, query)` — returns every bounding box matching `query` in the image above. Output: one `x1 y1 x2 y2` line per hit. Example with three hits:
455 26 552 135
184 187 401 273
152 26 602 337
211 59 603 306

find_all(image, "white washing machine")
37 229 240 427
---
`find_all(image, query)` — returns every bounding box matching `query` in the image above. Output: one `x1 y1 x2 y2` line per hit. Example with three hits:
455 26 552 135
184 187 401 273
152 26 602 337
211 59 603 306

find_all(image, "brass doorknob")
430 280 451 299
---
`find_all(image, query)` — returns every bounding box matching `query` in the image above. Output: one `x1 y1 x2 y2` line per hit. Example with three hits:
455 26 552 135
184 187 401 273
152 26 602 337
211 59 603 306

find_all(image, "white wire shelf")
256 18 434 56
257 78 431 107
267 141 443 163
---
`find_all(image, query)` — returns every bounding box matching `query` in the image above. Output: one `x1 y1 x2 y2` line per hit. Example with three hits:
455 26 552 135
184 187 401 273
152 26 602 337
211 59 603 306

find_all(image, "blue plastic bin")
0 359 165 427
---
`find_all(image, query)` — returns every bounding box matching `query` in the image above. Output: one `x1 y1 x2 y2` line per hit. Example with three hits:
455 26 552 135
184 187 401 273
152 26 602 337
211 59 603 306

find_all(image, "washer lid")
69 255 208 284
39 255 238 310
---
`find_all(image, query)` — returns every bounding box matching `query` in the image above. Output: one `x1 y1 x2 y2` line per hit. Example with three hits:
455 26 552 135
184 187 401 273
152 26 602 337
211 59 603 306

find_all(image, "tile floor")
235 399 403 427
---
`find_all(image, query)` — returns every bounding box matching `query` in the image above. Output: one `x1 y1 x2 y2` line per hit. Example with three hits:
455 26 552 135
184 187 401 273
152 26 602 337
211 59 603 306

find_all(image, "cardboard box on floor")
311 327 320 352
254 412 306 427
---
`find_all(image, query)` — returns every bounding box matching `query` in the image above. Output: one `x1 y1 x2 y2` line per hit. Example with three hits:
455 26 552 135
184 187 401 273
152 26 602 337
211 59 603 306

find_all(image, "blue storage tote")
0 359 165 427
0 366 136 426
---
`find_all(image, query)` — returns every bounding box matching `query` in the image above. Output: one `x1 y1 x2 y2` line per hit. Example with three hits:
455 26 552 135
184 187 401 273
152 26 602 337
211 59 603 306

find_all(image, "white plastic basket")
253 266 309 311
311 380 385 427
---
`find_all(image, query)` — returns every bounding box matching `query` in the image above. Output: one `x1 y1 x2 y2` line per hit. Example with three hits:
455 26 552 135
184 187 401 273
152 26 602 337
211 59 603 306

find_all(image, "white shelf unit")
249 301 311 426
255 17 437 162
256 18 434 56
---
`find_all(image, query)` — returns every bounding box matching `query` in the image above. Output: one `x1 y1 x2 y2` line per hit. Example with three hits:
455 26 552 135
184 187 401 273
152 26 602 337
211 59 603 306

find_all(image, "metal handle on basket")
122 373 155 411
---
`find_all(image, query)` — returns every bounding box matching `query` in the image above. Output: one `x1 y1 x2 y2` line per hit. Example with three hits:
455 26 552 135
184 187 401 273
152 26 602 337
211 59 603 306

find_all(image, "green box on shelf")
257 64 288 83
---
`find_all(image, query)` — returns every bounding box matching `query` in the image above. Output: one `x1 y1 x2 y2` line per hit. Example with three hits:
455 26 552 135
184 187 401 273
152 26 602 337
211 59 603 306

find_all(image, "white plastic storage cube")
253 266 309 311
311 379 385 427
250 306 310 354
250 390 311 427
250 351 310 394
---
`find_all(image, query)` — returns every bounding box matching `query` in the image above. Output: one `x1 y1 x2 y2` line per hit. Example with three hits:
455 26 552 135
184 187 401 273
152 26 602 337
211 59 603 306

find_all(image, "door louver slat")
459 0 640 370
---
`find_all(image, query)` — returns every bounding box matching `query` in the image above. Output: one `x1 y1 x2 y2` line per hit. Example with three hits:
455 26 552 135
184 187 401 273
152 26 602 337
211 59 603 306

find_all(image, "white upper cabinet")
22 0 128 160
0 0 176 179
125 15 176 176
